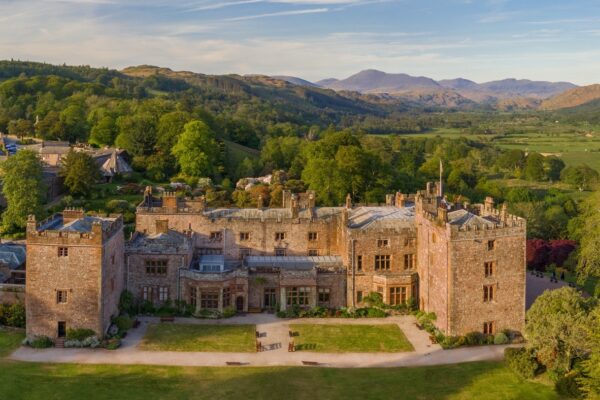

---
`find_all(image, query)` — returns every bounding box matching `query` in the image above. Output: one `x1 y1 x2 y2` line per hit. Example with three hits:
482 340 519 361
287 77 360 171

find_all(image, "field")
139 323 256 352
0 329 560 399
396 124 600 172
290 324 414 352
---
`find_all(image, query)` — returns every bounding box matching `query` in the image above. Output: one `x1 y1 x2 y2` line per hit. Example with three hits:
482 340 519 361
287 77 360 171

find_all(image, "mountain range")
274 69 579 109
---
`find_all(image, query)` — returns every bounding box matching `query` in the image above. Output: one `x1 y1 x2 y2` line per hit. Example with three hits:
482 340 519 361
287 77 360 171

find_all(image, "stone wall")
0 284 25 304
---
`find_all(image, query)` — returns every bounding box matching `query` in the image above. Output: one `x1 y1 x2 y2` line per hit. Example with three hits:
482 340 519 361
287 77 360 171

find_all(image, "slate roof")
347 206 415 230
38 215 117 232
127 230 191 253
0 243 25 270
203 207 341 220
245 255 343 270
447 209 498 228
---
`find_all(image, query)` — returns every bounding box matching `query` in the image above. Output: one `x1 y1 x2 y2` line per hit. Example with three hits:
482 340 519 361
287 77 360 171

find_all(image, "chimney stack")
345 193 352 209
156 219 169 234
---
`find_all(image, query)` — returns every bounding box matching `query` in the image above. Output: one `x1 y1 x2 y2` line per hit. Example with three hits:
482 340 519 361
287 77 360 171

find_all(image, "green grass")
139 323 256 352
0 328 24 357
0 360 559 400
290 324 414 353
0 330 559 399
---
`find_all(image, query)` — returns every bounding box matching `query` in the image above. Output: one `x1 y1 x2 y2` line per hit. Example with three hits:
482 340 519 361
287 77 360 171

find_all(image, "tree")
524 152 546 181
544 156 565 181
0 150 45 233
59 104 88 142
115 112 157 158
579 305 600 398
560 164 599 190
89 115 117 146
525 287 593 373
575 190 600 284
59 150 101 196
171 120 220 178
7 119 33 139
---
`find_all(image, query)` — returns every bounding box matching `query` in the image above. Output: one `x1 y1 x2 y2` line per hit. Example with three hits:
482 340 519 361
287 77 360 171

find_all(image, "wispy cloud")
187 0 263 12
225 7 328 21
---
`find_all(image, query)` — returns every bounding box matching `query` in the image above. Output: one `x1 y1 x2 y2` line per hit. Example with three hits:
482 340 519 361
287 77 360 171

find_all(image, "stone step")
55 338 65 348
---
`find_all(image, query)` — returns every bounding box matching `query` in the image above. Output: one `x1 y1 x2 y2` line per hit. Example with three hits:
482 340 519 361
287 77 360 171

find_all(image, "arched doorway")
236 296 244 312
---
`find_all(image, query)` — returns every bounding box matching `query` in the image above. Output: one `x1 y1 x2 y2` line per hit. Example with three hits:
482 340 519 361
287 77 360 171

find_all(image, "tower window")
58 247 68 257
483 285 495 302
56 290 68 304
487 240 495 251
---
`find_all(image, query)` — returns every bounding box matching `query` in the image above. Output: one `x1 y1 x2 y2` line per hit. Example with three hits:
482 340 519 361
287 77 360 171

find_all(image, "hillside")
540 84 600 110
324 69 441 93
271 75 318 87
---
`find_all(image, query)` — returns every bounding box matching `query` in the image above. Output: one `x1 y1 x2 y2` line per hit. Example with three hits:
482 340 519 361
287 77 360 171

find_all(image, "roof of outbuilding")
0 243 25 269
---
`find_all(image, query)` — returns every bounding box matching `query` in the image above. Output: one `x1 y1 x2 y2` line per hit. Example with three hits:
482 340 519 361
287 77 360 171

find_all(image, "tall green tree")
59 150 101 196
525 287 593 373
171 120 220 178
0 150 45 233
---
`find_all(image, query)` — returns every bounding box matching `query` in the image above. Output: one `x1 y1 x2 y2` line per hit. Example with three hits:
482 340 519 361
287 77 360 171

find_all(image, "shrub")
494 332 509 345
0 303 26 328
106 338 121 350
441 335 465 349
555 370 583 398
465 331 485 346
504 347 540 379
118 290 135 315
222 307 236 318
112 316 133 333
66 328 96 341
28 336 53 349
366 307 387 318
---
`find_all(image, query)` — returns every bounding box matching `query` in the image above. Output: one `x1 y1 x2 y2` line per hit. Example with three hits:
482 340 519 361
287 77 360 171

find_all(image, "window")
239 232 250 241
356 290 363 303
357 255 363 271
223 287 231 308
389 287 408 305
275 248 286 257
145 260 167 275
404 237 416 247
432 233 437 243
189 287 197 307
377 239 389 248
484 261 495 277
287 287 310 306
142 286 153 301
483 285 495 302
487 240 495 251
275 232 286 241
200 292 219 309
404 254 415 270
308 232 318 241
374 255 391 270
239 248 250 260
210 231 223 241
308 249 319 256
318 288 330 304
56 290 68 304
483 321 495 335
158 287 169 301
201 264 221 273
58 247 68 257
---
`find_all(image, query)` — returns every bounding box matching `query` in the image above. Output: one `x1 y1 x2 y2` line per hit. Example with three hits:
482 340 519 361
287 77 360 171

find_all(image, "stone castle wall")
0 284 25 304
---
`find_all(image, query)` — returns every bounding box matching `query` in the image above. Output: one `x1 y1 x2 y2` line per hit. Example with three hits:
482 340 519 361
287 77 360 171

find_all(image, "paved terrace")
10 314 514 368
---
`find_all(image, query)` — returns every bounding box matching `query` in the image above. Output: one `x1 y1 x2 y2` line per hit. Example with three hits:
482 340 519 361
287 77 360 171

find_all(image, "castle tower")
25 210 125 340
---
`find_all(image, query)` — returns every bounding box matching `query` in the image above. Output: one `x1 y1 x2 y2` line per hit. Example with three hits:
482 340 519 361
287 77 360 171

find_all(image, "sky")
2 0 600 84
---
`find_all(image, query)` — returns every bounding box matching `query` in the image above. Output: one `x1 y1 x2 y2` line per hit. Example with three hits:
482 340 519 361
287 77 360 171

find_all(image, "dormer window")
377 239 389 248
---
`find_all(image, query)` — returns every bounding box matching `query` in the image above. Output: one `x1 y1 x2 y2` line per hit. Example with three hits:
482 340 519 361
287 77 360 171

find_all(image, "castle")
25 182 526 339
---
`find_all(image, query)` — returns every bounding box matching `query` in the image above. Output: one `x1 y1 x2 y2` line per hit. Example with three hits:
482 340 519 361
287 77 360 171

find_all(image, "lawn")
139 323 256 352
0 328 24 357
289 324 414 353
0 330 559 399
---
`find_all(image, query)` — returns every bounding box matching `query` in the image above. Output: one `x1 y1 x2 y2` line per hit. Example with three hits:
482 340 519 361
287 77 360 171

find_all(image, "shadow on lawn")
0 360 560 400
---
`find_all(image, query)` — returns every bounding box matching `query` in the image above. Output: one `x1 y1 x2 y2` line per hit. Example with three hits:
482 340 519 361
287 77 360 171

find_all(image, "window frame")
275 232 286 241
56 290 68 304
374 254 391 271
308 232 318 241
58 247 69 257
483 284 495 303
318 287 330 304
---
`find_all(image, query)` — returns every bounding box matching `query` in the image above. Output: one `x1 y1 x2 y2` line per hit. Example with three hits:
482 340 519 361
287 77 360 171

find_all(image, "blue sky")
2 0 600 84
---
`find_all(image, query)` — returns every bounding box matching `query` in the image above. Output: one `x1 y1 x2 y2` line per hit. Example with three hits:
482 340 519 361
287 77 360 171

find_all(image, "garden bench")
302 361 319 366
226 362 244 366
160 316 175 322
429 335 438 344
256 341 262 352
288 342 295 352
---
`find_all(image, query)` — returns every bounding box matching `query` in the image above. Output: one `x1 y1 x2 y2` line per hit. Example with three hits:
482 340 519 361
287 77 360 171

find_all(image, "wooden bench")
415 323 423 330
160 316 175 322
302 361 319 366
288 342 295 352
226 362 244 366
